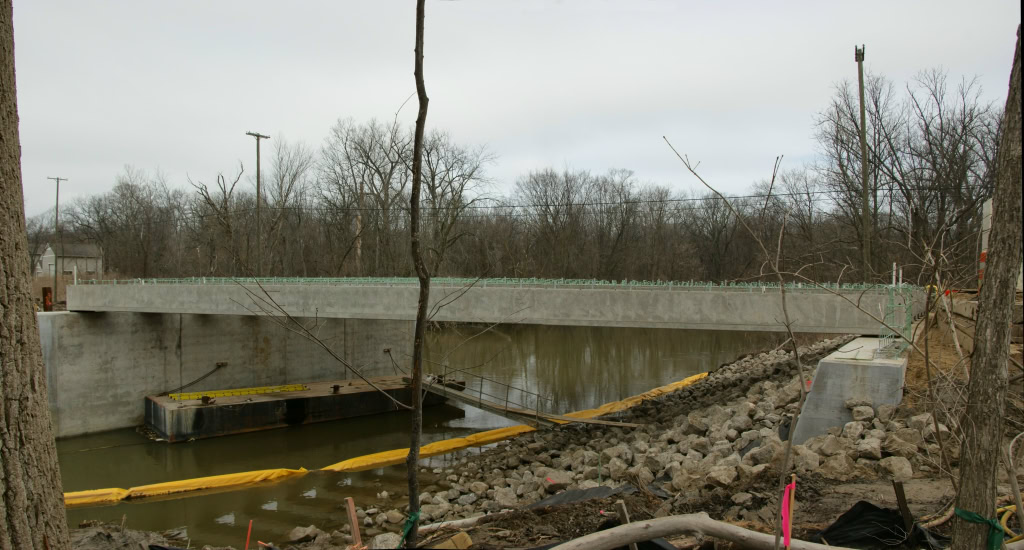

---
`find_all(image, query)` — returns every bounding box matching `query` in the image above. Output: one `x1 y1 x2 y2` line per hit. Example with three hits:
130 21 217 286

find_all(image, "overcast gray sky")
13 1 1021 217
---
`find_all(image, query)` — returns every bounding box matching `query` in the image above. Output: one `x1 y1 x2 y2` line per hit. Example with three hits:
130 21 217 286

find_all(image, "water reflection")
424 324 778 414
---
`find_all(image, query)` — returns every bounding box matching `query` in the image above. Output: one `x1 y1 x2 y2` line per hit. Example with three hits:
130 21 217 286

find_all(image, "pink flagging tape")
781 480 796 547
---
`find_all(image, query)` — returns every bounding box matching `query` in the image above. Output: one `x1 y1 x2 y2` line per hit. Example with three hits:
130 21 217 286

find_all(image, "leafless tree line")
26 69 1001 287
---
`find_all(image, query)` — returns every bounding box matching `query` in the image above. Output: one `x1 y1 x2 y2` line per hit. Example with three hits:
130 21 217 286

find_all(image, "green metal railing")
76 276 901 293
876 284 915 357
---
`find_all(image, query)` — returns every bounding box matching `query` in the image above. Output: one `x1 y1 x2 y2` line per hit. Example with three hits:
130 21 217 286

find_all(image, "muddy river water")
59 325 782 546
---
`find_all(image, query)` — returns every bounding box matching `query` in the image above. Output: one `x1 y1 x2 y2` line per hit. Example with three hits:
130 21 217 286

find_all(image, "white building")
33 243 104 277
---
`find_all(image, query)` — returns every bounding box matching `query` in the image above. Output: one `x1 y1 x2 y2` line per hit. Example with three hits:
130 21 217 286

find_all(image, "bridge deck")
67 279 922 334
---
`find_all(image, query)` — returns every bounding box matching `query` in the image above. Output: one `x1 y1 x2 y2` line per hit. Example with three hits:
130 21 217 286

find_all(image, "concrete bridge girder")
66 283 920 334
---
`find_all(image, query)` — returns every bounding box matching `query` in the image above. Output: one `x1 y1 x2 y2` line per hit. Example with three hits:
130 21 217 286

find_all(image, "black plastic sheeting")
810 500 949 549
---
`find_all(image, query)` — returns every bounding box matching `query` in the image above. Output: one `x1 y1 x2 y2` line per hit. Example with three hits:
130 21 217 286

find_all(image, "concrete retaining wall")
791 337 906 444
68 283 918 334
38 311 413 438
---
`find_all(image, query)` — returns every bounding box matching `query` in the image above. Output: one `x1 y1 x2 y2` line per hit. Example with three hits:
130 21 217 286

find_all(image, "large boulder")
876 404 897 423
908 413 932 433
856 437 882 460
421 502 451 521
371 533 403 549
493 487 518 508
629 465 656 485
845 398 872 409
729 413 754 433
842 421 866 440
743 436 782 467
883 434 919 459
705 405 734 427
817 434 845 457
707 465 738 487
601 444 634 466
879 456 913 482
894 427 924 447
792 445 820 472
819 454 858 481
671 470 699 491
686 412 710 435
644 452 671 473
607 457 629 481
289 525 327 543
851 406 875 422
540 469 574 492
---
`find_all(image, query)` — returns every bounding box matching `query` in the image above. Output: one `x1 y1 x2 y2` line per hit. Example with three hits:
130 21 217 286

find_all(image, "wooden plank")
891 480 913 536
422 383 558 426
614 500 640 550
420 382 642 429
539 412 643 429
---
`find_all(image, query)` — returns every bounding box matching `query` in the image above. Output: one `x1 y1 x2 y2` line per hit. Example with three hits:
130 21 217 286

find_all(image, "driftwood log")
548 512 853 550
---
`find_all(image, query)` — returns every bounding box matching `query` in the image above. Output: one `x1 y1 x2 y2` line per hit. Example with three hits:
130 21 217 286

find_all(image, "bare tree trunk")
404 0 430 547
0 2 72 548
951 25 1021 550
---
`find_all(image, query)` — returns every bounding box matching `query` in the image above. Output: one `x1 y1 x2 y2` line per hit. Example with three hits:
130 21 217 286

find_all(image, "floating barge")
144 376 459 442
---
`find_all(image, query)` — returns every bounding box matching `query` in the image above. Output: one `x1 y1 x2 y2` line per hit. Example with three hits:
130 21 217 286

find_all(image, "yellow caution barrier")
64 487 130 508
321 425 537 472
559 372 708 422
65 371 709 507
64 468 308 508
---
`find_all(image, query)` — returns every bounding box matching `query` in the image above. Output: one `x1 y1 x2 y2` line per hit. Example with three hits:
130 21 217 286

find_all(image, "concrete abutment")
38 311 413 438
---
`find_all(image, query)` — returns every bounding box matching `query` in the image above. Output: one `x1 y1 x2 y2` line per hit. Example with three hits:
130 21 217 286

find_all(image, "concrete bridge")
67 277 919 334
44 278 921 438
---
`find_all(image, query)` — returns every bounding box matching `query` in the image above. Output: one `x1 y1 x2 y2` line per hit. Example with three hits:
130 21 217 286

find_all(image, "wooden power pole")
47 176 67 303
245 131 270 277
855 44 871 280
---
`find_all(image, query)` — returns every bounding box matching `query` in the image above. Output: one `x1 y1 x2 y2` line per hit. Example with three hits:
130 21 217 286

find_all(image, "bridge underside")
67 282 921 334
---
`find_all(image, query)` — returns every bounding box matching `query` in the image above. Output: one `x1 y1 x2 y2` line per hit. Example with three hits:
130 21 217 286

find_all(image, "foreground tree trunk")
404 0 430 547
951 25 1022 550
0 2 73 548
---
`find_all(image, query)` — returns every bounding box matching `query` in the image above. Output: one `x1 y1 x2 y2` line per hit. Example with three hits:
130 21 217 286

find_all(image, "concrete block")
792 338 906 445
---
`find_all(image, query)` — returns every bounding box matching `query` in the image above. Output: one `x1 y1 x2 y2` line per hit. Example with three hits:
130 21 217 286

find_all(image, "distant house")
34 243 104 277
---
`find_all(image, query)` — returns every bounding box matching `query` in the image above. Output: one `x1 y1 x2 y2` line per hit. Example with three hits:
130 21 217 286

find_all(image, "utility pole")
47 176 67 305
855 44 871 280
356 180 363 275
245 131 270 277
